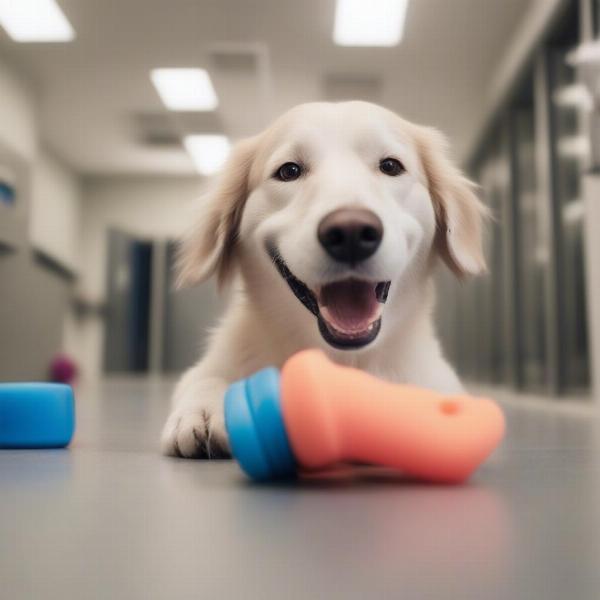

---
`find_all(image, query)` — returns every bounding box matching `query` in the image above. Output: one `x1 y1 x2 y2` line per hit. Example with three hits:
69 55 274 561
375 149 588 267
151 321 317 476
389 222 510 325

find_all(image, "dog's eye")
379 158 405 177
275 162 303 182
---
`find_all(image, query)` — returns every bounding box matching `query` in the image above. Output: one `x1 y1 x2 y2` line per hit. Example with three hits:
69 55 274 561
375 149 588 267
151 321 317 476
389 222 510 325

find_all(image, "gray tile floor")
2 377 600 599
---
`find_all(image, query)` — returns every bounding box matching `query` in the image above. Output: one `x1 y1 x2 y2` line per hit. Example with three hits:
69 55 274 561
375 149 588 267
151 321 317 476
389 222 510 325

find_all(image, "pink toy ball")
49 354 78 385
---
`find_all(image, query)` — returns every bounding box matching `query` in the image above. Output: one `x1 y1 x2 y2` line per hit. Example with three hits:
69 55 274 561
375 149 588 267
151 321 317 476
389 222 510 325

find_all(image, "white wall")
77 175 205 377
0 57 37 160
0 52 83 362
30 150 82 273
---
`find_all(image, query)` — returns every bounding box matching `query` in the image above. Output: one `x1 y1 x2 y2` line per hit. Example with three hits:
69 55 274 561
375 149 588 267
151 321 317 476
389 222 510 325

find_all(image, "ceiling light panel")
151 69 219 111
0 0 75 42
334 0 408 47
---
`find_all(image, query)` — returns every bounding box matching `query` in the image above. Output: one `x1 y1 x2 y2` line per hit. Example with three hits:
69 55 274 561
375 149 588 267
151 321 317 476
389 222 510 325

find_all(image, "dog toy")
49 353 78 385
0 383 75 448
224 350 505 482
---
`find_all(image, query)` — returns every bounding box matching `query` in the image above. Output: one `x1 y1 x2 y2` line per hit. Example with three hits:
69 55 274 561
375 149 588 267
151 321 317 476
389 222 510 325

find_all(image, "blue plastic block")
0 383 75 448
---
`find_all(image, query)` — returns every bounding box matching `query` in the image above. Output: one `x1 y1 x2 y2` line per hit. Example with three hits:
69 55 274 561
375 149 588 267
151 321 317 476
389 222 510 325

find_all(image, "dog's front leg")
160 366 230 459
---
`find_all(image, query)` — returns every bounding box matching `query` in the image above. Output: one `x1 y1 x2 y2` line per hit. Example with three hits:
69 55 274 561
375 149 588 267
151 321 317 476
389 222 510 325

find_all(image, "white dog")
161 101 486 459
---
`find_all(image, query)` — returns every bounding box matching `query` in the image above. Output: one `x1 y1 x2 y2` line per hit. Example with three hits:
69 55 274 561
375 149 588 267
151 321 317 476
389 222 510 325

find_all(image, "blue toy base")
224 368 296 480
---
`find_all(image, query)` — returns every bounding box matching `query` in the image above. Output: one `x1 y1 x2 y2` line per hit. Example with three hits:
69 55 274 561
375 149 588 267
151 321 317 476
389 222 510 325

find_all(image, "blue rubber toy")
224 367 296 481
0 383 75 448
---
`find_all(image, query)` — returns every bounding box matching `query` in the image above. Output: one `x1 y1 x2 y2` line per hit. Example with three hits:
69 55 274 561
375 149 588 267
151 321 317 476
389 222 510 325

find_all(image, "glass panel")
550 47 591 392
466 124 510 384
479 151 509 383
513 103 548 390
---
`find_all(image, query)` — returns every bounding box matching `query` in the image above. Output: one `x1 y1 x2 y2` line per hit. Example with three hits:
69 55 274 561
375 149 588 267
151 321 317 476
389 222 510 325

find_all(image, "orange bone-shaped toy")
224 350 505 482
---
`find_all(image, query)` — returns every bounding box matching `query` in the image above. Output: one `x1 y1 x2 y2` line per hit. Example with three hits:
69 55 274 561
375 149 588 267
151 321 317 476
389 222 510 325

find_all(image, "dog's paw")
161 409 230 459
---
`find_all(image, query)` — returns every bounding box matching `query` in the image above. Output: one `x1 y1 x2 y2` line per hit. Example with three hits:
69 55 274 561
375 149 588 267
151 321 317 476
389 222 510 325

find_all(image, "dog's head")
178 101 486 350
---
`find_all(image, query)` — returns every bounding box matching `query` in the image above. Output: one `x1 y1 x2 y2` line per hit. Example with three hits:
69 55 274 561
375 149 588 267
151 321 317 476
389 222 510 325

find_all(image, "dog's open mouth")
268 247 390 350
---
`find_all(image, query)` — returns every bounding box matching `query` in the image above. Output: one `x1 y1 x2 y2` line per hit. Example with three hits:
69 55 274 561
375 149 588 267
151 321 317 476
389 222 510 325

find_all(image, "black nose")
318 208 383 264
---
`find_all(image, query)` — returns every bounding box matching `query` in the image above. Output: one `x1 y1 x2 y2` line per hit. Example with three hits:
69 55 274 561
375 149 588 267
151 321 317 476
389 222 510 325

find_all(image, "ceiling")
0 0 531 176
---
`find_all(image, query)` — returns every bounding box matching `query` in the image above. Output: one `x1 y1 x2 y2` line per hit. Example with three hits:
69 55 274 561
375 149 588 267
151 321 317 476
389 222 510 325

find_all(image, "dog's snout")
318 208 383 264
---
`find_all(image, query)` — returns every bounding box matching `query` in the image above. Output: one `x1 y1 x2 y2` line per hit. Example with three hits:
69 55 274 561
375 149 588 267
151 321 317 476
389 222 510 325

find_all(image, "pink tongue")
319 280 379 332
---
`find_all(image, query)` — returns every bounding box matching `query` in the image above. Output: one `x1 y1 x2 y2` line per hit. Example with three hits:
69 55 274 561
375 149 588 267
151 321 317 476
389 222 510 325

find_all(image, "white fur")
161 101 486 458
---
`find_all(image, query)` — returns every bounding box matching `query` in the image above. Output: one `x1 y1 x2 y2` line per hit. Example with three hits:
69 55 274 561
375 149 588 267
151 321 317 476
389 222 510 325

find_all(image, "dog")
160 101 486 459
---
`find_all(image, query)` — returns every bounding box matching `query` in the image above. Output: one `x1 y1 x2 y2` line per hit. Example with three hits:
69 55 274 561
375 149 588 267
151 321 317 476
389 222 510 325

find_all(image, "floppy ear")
176 136 259 288
414 126 488 277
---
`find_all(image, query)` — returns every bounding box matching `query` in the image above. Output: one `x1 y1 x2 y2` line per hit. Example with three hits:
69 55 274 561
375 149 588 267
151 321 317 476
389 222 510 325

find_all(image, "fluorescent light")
151 69 218 111
0 0 74 42
557 135 590 160
183 135 230 175
334 0 408 47
567 41 600 67
554 84 593 111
